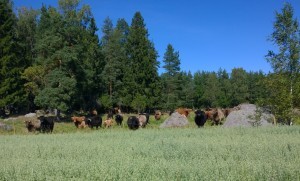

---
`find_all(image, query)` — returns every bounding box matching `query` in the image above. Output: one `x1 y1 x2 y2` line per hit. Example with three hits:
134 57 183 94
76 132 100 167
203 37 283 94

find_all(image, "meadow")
0 116 299 180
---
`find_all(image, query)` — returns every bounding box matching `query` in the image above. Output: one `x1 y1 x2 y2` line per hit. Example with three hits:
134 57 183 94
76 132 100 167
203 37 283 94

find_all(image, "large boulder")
223 103 274 128
160 112 189 128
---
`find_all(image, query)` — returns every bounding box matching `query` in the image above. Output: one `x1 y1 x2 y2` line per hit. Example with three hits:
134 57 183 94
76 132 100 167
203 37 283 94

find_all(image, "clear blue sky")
13 0 300 74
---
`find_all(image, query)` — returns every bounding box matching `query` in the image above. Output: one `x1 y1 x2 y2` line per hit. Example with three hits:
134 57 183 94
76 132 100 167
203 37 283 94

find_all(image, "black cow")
127 116 139 130
115 114 123 126
38 116 55 133
86 115 102 129
194 110 207 128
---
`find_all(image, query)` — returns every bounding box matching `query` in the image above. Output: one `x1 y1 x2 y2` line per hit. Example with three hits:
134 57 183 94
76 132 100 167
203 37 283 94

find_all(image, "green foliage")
131 93 147 113
161 44 182 110
217 69 231 107
3 0 300 115
34 69 76 111
0 0 27 108
230 68 249 106
99 94 113 111
123 12 160 109
21 65 45 95
264 3 300 122
261 73 292 124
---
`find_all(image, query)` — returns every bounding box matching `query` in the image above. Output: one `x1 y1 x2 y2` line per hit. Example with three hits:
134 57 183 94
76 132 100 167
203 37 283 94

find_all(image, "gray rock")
160 112 189 128
223 103 274 128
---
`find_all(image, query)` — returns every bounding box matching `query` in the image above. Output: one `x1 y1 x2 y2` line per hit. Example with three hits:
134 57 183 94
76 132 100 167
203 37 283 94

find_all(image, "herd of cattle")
24 107 235 133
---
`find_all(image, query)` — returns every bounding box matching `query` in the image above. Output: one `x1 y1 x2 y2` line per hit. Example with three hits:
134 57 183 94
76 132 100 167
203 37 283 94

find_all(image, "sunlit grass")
0 126 299 180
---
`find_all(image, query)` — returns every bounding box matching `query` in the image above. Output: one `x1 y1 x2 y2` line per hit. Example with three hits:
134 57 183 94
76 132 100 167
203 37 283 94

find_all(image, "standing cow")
115 114 123 126
194 110 207 127
86 115 102 129
38 116 55 133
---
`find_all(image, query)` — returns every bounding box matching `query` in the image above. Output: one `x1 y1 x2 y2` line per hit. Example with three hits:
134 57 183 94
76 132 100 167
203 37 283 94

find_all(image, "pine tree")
0 0 27 111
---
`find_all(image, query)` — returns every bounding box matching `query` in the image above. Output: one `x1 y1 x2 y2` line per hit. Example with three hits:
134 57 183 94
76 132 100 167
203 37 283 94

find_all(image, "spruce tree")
161 44 181 110
124 12 160 111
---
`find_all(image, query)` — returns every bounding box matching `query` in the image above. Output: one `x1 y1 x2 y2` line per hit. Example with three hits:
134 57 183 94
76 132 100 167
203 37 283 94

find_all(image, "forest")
0 0 300 124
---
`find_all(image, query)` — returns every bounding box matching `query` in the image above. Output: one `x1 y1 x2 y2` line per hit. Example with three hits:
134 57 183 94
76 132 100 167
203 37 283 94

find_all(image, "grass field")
0 115 299 180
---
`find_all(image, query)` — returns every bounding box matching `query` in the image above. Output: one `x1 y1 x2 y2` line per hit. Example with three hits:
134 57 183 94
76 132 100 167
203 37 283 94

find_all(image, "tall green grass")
0 126 299 180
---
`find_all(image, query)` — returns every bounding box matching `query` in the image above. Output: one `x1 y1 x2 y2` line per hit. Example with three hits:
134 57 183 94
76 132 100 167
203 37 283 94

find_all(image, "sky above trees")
13 0 300 74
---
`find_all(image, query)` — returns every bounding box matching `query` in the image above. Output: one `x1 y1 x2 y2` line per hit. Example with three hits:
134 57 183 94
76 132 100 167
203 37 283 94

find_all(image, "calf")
194 110 207 128
104 118 113 128
86 115 102 129
38 116 55 133
127 116 139 130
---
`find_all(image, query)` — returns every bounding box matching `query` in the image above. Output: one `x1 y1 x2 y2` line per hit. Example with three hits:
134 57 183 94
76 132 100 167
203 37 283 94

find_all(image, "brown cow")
71 116 86 128
104 118 113 128
205 108 225 125
176 108 192 117
24 119 41 132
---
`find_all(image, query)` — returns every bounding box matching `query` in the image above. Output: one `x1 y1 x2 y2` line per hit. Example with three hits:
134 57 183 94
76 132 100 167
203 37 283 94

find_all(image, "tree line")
0 0 299 124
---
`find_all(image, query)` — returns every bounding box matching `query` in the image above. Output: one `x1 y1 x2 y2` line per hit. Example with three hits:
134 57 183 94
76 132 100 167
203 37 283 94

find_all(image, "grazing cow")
154 110 162 120
115 114 123 126
86 115 102 129
138 114 147 128
38 116 55 133
194 110 207 127
24 119 41 132
127 116 139 130
71 116 86 128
